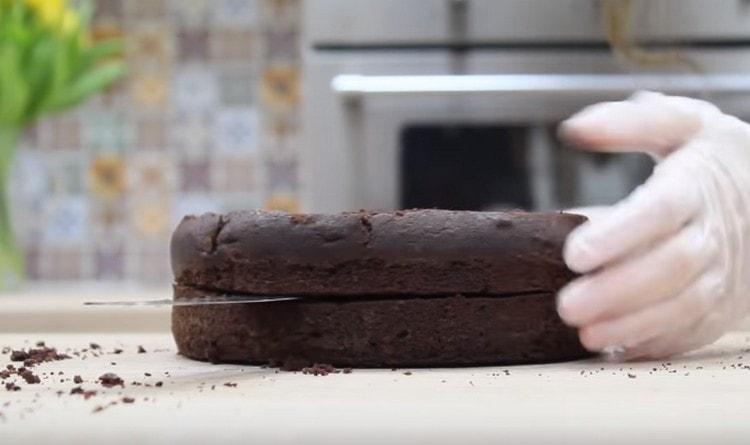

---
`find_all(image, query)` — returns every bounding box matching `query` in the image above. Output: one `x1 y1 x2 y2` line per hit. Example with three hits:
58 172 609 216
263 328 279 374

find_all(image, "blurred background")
9 0 750 287
10 0 302 285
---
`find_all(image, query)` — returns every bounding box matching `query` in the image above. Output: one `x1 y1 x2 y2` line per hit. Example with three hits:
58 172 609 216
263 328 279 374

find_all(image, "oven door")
302 50 750 212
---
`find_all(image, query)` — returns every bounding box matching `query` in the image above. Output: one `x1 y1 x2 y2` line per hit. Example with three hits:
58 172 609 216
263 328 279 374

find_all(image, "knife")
83 295 300 307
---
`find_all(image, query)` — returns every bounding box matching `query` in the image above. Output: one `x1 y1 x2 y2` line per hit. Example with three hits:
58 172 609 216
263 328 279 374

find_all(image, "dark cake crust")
171 209 586 296
172 285 591 369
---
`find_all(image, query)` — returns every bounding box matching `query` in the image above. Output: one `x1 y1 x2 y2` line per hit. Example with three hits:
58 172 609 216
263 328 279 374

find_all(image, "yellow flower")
24 0 81 35
25 0 65 26
60 8 78 34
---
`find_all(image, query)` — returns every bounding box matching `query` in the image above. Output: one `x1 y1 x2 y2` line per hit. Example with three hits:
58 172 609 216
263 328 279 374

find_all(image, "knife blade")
83 295 300 307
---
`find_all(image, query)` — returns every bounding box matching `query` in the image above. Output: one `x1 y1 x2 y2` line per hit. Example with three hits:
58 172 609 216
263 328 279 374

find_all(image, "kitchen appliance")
301 0 750 212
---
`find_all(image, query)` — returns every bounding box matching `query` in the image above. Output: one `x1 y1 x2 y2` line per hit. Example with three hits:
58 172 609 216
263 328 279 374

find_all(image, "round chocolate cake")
170 209 591 369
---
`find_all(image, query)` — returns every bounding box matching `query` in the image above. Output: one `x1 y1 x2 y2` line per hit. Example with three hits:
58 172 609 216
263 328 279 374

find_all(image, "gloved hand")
557 91 750 360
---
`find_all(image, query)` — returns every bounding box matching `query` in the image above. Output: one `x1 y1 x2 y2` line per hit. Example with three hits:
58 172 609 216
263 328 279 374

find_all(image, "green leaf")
73 39 123 78
46 62 126 112
0 44 30 125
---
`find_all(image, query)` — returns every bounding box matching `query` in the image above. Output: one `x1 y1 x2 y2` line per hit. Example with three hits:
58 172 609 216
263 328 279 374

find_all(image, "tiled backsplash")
11 0 302 284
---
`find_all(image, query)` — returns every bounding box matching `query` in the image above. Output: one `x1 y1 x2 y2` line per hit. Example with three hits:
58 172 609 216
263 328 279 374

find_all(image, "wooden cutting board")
1 331 749 444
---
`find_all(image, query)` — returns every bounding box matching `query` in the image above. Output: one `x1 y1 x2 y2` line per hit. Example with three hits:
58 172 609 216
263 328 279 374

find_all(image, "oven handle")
331 74 750 98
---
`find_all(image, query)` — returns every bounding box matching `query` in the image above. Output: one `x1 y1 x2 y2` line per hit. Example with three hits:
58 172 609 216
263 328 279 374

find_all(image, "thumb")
559 91 718 158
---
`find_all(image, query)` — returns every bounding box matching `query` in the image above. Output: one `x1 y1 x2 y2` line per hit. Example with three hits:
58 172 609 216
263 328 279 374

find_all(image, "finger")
559 91 716 156
621 314 726 360
576 271 723 351
564 158 702 273
558 223 717 326
565 206 612 224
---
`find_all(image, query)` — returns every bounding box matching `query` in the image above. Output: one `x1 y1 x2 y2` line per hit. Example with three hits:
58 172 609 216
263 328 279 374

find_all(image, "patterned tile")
210 30 255 62
215 107 259 153
178 157 211 192
13 0 305 283
124 0 168 24
168 116 213 156
263 27 299 61
40 246 86 280
93 0 124 22
133 199 171 238
260 64 300 113
169 0 213 28
214 0 259 27
93 243 125 280
217 65 256 106
136 117 168 150
126 25 174 68
89 155 128 199
172 64 219 117
265 156 297 192
24 244 42 281
49 152 86 195
36 116 81 150
177 29 210 61
132 71 170 111
211 155 257 192
90 198 128 240
129 152 175 194
42 196 89 245
172 194 222 227
264 191 299 213
82 111 132 153
11 150 52 203
261 0 301 27
128 247 171 284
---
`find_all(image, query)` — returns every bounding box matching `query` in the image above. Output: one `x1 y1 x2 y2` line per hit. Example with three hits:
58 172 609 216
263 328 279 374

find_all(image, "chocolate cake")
171 209 591 369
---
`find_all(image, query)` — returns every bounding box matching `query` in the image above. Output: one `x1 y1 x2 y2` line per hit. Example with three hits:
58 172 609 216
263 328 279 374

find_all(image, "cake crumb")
98 373 124 388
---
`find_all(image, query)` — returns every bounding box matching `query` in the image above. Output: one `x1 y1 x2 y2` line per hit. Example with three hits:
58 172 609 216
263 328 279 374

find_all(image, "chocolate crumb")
70 386 84 395
223 382 237 387
144 372 151 377
122 397 135 404
403 371 412 376
9 346 70 367
5 382 20 391
137 346 147 354
155 381 163 387
113 349 123 354
89 343 101 350
35 341 45 347
73 375 83 384
98 373 124 388
627 373 637 379
10 350 29 361
19 369 40 384
302 363 341 376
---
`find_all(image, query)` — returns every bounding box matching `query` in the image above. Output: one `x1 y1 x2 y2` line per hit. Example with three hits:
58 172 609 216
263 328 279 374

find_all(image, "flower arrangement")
0 0 125 288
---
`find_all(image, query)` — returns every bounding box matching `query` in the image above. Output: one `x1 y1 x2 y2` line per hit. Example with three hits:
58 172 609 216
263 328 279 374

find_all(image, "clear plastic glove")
557 91 750 360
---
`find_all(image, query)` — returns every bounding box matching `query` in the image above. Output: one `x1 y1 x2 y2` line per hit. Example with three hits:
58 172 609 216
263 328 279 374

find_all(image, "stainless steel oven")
301 0 750 212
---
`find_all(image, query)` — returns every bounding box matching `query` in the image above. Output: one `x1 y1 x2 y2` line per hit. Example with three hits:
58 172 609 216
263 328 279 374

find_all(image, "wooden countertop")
1 285 749 443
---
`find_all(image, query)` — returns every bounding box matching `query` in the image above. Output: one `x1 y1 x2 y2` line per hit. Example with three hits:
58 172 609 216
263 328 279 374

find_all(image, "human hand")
557 91 750 360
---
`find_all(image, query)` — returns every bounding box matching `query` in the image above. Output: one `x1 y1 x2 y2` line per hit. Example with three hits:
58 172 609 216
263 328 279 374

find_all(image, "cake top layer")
170 209 585 296
171 209 584 262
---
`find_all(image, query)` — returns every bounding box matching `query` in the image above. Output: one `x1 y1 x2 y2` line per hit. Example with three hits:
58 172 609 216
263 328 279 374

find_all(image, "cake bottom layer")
171 285 591 370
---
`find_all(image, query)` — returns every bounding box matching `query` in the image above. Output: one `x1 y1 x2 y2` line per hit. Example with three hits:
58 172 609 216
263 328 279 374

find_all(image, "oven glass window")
400 125 530 211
